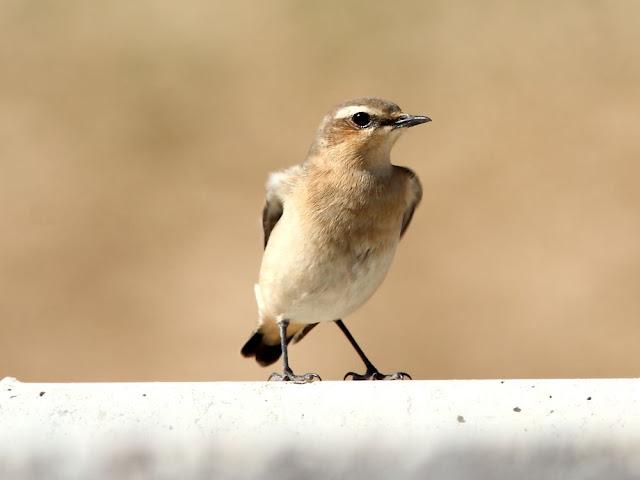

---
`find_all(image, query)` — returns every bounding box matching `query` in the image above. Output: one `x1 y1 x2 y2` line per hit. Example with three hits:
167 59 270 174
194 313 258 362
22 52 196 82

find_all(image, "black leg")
335 319 411 381
335 319 378 373
268 319 321 383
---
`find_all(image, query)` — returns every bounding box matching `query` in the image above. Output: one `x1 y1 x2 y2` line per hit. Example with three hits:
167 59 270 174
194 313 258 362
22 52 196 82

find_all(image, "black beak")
393 114 431 129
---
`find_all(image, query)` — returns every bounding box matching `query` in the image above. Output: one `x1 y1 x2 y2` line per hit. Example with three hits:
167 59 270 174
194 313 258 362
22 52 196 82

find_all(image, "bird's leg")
268 319 321 383
335 319 411 380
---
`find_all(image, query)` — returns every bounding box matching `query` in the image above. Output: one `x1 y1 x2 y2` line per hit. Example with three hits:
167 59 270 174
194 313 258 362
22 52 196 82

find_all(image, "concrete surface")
1 377 640 479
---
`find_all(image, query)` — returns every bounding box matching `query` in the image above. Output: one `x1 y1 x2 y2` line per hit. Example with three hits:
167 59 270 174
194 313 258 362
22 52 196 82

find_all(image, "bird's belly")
258 223 399 324
311 248 397 320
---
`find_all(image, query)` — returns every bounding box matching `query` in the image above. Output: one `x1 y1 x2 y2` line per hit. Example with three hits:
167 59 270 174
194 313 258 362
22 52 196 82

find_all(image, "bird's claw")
344 370 412 381
268 370 321 384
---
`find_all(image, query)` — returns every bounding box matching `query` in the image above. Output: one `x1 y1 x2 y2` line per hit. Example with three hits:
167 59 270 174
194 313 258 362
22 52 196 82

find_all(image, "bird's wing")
261 166 320 342
262 197 282 249
398 166 423 239
262 165 302 249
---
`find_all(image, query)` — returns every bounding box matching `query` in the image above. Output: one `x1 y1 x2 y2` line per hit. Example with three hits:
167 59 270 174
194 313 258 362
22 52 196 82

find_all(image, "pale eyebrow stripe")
333 105 380 119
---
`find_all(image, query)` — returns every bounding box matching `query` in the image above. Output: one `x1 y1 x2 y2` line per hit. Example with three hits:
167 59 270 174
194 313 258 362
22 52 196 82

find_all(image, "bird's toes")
344 370 412 381
268 372 286 382
302 372 322 382
343 371 369 381
386 371 412 380
268 371 321 384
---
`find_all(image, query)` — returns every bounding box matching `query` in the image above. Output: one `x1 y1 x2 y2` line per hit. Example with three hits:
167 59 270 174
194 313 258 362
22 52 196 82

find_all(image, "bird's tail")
243 284 318 366
240 324 281 367
241 321 318 367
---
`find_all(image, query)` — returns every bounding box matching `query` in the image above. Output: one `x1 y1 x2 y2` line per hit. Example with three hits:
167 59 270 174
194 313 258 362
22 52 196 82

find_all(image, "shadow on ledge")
1 443 638 479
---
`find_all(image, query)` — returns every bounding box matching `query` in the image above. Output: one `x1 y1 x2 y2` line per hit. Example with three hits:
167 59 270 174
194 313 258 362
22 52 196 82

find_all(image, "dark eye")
351 112 372 128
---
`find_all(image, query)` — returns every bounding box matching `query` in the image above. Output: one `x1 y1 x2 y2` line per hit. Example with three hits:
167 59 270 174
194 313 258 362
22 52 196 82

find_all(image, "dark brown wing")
262 197 283 249
397 166 423 238
400 207 417 238
262 166 301 249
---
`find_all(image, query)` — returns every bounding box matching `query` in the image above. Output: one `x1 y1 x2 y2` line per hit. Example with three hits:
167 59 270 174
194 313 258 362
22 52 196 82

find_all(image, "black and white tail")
241 322 318 367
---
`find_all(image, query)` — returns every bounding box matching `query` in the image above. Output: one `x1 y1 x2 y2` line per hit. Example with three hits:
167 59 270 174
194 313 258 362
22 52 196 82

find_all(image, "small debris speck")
587 396 592 401
549 395 553 399
142 394 147 397
550 410 554 414
513 407 521 413
39 392 45 397
457 415 466 423
500 381 504 384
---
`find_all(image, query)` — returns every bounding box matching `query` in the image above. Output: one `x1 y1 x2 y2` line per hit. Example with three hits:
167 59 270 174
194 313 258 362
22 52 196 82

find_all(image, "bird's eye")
351 112 372 128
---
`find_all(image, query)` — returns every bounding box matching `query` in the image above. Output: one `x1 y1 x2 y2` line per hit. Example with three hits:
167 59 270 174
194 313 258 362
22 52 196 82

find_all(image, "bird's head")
309 97 430 168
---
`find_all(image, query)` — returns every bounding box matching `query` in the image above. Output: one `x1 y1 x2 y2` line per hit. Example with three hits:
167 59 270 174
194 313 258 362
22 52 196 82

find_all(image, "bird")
241 97 430 382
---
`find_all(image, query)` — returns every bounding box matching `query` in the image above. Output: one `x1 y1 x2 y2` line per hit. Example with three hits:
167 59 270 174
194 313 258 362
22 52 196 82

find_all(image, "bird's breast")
257 184 404 323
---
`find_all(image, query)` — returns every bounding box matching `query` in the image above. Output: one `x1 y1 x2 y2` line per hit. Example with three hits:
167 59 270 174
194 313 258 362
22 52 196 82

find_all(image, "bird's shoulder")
262 164 305 249
265 164 304 203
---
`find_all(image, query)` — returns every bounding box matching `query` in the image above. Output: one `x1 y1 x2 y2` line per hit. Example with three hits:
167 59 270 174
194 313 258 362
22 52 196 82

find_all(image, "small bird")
241 97 430 382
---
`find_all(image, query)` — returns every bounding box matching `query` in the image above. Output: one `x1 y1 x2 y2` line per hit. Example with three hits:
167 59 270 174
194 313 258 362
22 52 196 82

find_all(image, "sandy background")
1 1 639 381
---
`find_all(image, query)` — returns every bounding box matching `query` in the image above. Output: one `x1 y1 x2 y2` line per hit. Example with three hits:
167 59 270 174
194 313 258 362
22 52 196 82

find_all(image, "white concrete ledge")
2 377 640 479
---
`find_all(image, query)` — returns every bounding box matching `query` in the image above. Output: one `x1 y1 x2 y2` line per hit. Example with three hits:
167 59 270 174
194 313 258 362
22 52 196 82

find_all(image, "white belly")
257 208 399 324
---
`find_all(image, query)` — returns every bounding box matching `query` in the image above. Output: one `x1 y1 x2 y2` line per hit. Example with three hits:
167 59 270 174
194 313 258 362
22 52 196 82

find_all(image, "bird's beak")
393 114 431 129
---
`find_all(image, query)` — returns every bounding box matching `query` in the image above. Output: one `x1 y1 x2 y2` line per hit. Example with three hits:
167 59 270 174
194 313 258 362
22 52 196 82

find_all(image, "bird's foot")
344 369 412 381
268 368 321 384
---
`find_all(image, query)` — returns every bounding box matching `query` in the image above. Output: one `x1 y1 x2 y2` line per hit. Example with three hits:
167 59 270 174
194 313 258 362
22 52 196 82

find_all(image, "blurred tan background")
1 1 639 381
